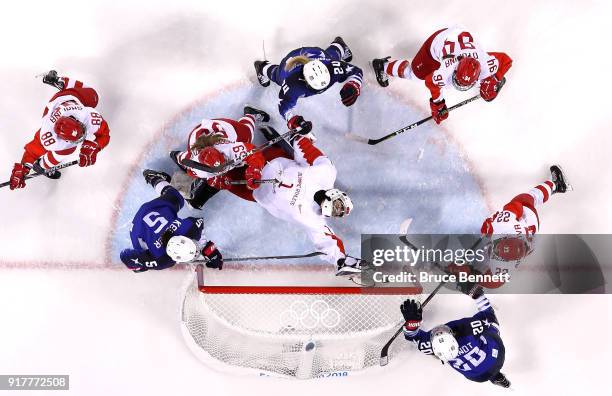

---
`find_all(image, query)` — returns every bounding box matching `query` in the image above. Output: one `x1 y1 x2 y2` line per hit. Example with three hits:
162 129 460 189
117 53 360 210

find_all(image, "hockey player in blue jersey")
119 169 223 273
254 36 363 134
400 286 511 388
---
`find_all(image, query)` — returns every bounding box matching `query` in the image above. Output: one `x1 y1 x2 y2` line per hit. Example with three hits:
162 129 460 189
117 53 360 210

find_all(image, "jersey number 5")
144 211 168 234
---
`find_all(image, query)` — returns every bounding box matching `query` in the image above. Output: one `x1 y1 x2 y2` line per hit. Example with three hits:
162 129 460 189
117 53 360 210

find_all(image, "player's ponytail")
284 55 311 71
191 133 226 151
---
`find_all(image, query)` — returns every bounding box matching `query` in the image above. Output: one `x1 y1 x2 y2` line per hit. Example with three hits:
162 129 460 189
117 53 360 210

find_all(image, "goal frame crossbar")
195 264 421 295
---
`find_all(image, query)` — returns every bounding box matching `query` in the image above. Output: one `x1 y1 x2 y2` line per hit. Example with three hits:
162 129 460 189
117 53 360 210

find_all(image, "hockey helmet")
486 211 534 262
303 60 331 90
198 146 226 168
452 56 480 91
166 235 199 263
54 116 85 143
490 235 533 263
320 188 353 217
430 325 459 362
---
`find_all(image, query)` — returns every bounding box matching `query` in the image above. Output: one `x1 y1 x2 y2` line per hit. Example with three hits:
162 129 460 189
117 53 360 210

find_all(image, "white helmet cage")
303 60 331 90
430 325 459 362
166 235 199 263
320 188 353 217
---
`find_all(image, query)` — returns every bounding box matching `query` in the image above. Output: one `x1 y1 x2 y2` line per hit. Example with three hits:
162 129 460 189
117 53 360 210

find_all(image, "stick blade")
344 132 369 144
380 355 389 366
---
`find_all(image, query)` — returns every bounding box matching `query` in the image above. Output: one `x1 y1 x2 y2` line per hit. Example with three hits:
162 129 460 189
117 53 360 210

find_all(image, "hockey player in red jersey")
456 165 572 288
372 26 512 124
9 70 110 190
170 106 270 209
481 165 570 262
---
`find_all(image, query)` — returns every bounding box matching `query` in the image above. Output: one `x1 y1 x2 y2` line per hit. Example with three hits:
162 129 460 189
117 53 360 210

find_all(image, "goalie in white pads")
252 132 361 276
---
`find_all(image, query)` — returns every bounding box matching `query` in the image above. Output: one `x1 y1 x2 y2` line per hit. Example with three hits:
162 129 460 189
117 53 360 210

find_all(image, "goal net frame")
180 264 421 379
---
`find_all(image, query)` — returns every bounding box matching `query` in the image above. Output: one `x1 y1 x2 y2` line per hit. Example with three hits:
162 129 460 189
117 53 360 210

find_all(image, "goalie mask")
303 60 331 90
166 235 199 263
430 325 459 362
319 188 353 217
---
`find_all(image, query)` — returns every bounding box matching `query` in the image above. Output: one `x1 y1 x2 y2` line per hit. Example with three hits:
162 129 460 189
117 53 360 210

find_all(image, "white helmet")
303 60 331 90
430 325 459 362
320 188 353 217
166 235 199 263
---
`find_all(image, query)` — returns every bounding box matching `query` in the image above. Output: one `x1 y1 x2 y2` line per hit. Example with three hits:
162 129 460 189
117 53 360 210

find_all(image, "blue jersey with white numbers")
120 186 204 271
269 46 363 120
404 295 505 382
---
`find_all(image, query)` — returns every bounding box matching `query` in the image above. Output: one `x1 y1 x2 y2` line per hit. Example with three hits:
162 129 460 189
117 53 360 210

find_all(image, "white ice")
1 1 611 395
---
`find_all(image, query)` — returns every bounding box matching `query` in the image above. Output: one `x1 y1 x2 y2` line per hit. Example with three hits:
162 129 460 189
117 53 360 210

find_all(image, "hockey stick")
180 126 302 175
0 160 78 189
350 94 480 145
379 281 446 366
193 251 325 264
226 178 280 186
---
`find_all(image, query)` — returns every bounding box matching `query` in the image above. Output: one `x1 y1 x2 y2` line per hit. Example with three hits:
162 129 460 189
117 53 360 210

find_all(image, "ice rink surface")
1 1 611 395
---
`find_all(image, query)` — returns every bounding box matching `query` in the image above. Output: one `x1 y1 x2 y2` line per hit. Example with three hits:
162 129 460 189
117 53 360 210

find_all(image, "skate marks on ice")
109 82 488 266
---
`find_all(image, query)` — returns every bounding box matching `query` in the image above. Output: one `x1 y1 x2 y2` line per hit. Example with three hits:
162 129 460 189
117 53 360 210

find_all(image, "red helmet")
452 57 480 91
198 147 225 168
491 236 530 262
54 116 85 142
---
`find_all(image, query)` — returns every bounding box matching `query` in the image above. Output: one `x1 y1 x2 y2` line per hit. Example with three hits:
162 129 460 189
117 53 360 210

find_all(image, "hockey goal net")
180 265 421 379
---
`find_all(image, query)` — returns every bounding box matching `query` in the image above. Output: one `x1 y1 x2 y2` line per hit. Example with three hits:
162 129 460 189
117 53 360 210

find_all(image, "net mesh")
180 272 420 379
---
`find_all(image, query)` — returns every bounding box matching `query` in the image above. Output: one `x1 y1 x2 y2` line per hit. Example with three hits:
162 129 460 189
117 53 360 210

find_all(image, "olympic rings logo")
279 300 341 329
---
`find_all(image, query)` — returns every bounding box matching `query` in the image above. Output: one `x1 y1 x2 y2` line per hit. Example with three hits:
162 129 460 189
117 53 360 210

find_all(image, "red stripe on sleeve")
297 138 323 166
535 185 550 202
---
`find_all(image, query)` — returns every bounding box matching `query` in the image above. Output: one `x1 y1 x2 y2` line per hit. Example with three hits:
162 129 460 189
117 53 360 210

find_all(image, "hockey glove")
119 249 149 273
480 76 506 102
79 140 101 167
207 174 232 190
430 98 449 124
201 241 223 270
9 162 31 190
245 166 262 190
340 81 361 106
456 269 482 296
287 115 312 135
400 299 422 331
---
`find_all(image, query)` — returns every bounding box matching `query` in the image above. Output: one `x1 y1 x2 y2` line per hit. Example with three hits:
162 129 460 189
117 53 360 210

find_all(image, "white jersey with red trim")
429 26 499 93
38 95 104 154
486 207 539 237
252 138 345 265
